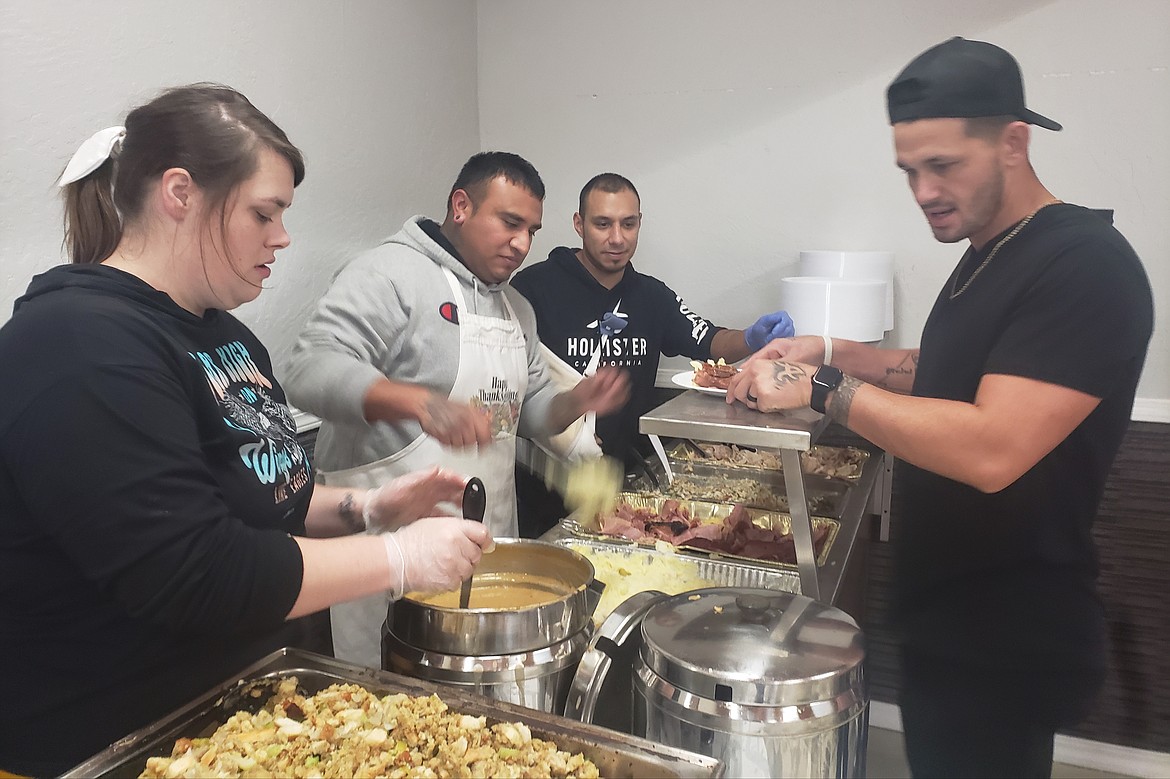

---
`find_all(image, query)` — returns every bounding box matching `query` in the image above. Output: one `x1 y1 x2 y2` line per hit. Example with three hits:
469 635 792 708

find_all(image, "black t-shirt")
895 204 1153 672
512 247 722 464
0 265 317 774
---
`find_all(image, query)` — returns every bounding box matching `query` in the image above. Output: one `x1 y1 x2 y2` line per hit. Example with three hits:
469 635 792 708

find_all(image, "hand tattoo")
424 396 460 433
827 376 862 426
769 361 808 389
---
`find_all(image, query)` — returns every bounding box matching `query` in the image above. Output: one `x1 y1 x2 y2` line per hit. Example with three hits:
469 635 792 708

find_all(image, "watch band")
810 365 844 415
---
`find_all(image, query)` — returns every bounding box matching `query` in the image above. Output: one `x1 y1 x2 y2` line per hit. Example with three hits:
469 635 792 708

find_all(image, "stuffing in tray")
139 677 600 779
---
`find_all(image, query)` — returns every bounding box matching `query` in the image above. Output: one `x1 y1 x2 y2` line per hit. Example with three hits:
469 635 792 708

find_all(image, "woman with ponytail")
0 84 492 775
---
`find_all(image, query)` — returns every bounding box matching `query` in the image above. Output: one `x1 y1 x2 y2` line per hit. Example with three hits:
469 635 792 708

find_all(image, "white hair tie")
57 126 126 187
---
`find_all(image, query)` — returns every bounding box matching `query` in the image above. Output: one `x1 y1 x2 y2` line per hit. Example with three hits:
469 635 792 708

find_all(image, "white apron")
319 267 529 668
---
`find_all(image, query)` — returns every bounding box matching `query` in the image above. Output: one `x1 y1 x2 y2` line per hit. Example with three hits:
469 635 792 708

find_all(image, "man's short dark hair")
448 151 544 213
579 173 640 216
964 114 1015 141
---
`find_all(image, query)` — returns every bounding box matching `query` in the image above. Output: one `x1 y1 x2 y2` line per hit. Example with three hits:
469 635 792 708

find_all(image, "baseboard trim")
869 701 1170 777
1130 398 1170 424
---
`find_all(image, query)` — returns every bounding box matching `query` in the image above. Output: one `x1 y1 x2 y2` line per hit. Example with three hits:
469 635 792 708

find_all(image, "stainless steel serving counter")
640 391 881 603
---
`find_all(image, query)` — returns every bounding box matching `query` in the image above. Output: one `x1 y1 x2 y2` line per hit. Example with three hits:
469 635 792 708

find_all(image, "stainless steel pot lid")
639 587 864 706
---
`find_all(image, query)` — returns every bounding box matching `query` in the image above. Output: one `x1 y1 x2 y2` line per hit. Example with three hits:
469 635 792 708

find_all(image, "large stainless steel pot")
384 626 591 713
389 539 599 655
383 539 603 714
633 588 868 778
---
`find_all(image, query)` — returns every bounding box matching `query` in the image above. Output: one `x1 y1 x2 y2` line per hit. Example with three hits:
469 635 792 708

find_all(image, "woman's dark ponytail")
61 155 121 265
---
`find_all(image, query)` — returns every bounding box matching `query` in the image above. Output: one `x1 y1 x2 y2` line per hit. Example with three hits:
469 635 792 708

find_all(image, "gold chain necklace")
949 200 1061 300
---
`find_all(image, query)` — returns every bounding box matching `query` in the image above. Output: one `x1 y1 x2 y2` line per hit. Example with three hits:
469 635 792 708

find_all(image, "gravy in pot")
408 572 569 610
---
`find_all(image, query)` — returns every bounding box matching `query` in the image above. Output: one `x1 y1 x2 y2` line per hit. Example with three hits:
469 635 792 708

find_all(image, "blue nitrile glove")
744 310 796 351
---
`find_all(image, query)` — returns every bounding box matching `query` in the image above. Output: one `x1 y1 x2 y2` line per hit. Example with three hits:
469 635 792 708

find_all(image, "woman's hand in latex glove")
382 517 494 598
363 467 468 531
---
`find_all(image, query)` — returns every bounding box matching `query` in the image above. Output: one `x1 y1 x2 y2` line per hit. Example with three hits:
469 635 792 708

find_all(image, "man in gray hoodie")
284 152 627 667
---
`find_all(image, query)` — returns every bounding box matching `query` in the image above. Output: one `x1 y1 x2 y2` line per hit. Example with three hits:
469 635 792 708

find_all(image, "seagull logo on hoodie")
588 300 628 337
566 299 647 368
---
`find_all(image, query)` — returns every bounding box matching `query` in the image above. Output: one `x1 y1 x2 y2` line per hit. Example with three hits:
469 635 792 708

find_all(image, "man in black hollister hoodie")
511 173 795 531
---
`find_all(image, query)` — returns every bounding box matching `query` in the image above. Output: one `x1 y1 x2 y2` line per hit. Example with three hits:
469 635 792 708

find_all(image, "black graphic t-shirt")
512 247 721 464
0 264 316 774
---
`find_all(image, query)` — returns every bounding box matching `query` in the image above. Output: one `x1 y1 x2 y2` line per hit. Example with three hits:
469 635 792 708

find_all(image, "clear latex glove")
362 466 468 531
744 310 796 351
381 516 493 599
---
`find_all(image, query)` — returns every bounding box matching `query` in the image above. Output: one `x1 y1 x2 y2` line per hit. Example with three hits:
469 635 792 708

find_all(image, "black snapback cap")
887 37 1061 131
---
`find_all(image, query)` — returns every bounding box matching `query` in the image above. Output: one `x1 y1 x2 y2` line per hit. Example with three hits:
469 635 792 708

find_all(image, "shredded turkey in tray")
139 677 600 779
672 442 866 480
663 474 834 514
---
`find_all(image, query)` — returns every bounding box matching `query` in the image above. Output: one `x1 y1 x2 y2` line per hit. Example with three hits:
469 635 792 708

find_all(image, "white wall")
478 0 1169 409
2 1 1166 412
0 0 480 372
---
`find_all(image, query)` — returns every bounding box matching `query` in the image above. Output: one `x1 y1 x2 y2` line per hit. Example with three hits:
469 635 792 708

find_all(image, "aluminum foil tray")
62 648 723 779
563 493 840 569
668 442 870 483
553 536 800 626
632 460 848 518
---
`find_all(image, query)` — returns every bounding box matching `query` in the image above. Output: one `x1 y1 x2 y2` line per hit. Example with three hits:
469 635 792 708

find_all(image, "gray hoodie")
283 216 559 472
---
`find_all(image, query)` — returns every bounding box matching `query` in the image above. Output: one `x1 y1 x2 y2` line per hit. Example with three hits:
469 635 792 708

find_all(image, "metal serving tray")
556 536 800 592
668 442 870 483
553 536 801 626
561 493 840 569
632 460 848 518
62 648 724 779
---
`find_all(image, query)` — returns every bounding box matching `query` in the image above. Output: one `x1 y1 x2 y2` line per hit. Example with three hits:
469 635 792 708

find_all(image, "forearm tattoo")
769 361 808 388
876 352 918 389
338 491 362 532
826 376 862 426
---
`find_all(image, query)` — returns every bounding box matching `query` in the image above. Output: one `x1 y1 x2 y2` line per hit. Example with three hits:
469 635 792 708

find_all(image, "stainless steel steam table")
639 391 882 603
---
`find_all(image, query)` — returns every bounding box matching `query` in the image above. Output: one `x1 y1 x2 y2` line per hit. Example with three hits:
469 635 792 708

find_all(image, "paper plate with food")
672 358 739 395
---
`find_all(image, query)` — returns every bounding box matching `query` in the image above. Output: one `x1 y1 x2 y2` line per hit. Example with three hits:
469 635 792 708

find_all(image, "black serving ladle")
458 477 486 609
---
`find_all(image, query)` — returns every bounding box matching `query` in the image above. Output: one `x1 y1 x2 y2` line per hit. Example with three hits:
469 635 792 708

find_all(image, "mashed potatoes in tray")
140 677 599 779
583 542 722 625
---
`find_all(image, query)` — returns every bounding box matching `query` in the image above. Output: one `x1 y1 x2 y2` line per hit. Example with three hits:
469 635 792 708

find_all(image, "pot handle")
584 577 606 619
564 589 666 727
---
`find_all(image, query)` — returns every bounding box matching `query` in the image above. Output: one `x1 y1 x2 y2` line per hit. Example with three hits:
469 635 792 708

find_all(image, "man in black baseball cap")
726 36 1153 779
887 36 1062 130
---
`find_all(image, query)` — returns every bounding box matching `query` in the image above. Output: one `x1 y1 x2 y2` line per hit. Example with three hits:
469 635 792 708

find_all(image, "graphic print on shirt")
190 340 310 504
564 298 648 370
468 374 522 438
677 296 710 342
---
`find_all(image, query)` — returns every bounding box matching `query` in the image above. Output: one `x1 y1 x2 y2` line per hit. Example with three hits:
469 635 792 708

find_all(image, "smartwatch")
809 365 844 414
